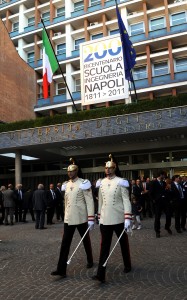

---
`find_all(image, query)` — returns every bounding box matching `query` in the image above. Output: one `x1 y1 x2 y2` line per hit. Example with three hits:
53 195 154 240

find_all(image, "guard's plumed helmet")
105 154 116 168
67 157 78 172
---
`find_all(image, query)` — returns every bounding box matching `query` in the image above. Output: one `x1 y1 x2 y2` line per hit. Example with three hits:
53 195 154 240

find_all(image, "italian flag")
42 29 58 99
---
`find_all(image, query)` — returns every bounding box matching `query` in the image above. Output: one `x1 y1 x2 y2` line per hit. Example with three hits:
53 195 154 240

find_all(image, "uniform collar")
70 177 79 183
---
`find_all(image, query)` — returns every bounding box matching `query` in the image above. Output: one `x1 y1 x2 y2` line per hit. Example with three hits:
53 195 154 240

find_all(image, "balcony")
52 15 66 25
104 0 115 8
0 0 19 7
87 2 102 13
130 22 187 45
134 71 187 90
35 92 81 109
24 25 36 34
71 8 85 19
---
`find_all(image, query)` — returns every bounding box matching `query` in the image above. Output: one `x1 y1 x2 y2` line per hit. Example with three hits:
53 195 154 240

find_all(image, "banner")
80 35 129 106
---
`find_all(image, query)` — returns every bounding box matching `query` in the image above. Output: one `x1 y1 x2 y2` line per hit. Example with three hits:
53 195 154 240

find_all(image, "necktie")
178 184 183 198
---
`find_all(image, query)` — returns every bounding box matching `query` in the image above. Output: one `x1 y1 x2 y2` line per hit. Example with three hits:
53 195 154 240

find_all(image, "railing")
35 92 81 108
130 22 187 44
52 15 65 24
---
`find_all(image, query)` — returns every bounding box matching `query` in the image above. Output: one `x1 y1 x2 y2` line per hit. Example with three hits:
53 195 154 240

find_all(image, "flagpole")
115 0 138 104
130 71 138 103
41 19 78 112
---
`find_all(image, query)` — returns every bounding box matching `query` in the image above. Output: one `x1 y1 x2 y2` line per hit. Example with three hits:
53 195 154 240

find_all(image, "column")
142 1 149 37
146 45 152 85
15 150 22 185
164 0 170 32
19 4 27 33
168 40 174 81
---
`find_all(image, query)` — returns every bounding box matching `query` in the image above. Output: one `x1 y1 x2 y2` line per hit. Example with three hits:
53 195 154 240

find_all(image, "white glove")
124 219 132 233
88 221 95 231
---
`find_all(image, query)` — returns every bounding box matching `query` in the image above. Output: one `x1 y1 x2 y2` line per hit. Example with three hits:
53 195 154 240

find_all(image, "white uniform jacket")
64 177 94 225
98 176 132 225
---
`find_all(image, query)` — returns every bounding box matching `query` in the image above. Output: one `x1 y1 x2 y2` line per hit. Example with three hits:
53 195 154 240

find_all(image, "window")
150 17 165 31
133 66 147 80
27 52 35 63
74 38 85 50
130 22 144 36
12 22 19 32
153 62 168 76
75 79 81 92
90 0 100 5
91 33 103 40
28 17 35 26
42 11 50 22
57 43 66 55
175 58 187 72
57 82 66 95
56 7 65 17
132 154 149 164
171 12 186 26
110 29 119 35
74 1 84 11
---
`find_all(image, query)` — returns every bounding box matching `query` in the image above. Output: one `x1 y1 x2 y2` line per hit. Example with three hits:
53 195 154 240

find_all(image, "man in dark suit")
3 184 16 225
181 176 187 231
32 183 47 229
14 184 24 222
171 175 186 233
149 171 172 238
47 183 56 225
55 183 64 222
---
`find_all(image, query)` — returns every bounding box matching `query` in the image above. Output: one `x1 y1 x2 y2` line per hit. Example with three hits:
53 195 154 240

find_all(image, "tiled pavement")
0 217 187 300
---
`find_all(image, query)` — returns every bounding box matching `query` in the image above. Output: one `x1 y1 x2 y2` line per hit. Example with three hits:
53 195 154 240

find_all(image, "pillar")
15 150 22 185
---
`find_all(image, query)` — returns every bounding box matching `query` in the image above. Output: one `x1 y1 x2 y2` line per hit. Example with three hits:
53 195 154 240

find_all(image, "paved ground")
0 216 187 300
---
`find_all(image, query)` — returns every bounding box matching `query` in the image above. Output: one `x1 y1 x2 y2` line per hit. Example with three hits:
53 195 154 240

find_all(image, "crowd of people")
0 182 64 228
0 160 187 282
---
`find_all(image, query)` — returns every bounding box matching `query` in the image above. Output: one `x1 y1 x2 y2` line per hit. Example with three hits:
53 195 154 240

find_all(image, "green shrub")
0 94 187 133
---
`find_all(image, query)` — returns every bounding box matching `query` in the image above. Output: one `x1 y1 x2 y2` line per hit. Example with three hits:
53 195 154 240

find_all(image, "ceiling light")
0 153 39 160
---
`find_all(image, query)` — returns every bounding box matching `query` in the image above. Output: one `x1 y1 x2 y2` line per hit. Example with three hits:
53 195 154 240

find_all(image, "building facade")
1 0 187 115
0 18 36 123
0 0 187 186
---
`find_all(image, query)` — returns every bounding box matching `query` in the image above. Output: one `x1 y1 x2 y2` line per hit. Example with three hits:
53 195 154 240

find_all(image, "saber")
67 226 90 264
103 228 126 267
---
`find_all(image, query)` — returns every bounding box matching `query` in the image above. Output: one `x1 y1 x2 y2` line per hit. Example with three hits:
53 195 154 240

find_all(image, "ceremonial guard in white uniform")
51 158 95 277
92 154 132 283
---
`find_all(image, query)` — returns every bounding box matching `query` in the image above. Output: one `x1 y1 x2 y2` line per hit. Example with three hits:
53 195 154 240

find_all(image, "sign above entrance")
0 106 187 150
80 35 129 106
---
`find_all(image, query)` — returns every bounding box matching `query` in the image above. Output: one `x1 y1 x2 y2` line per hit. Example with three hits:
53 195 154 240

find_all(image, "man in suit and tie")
47 183 56 225
55 183 64 222
171 175 186 233
149 171 172 238
181 176 187 231
14 184 24 222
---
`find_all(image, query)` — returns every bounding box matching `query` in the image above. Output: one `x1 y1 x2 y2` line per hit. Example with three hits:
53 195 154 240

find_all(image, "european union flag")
116 3 136 82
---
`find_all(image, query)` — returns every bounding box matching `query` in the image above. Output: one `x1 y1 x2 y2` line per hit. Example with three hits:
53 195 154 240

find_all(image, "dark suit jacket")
149 180 166 203
32 189 47 211
182 181 187 200
170 182 184 203
55 188 64 206
132 185 143 200
47 190 57 208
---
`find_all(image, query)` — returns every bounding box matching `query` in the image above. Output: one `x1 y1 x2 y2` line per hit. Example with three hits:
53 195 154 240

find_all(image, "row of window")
133 58 187 80
38 79 81 98
37 57 187 98
11 0 109 31
27 34 105 63
130 11 187 36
